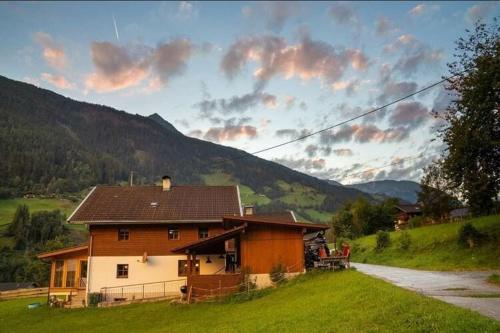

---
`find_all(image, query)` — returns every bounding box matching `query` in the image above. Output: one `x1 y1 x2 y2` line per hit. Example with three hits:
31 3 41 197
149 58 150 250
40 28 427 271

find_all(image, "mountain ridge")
0 75 371 221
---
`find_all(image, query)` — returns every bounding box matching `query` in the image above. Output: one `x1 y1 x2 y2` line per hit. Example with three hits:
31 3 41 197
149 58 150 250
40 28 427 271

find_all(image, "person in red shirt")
341 242 351 269
318 245 328 259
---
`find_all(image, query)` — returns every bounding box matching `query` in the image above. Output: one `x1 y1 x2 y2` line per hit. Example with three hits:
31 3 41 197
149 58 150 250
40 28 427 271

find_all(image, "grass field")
351 215 500 271
1 271 498 332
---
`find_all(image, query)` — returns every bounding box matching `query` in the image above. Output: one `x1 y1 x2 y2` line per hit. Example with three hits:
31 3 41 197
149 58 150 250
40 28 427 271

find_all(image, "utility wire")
246 71 463 156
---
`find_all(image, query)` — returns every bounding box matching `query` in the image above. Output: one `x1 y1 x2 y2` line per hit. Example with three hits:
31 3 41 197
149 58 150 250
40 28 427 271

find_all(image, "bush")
458 223 485 248
376 231 390 251
269 263 286 285
408 216 425 229
398 231 411 250
87 293 102 307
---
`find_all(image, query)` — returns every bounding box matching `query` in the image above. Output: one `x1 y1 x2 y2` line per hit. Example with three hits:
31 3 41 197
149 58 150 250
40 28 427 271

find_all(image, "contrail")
112 13 119 41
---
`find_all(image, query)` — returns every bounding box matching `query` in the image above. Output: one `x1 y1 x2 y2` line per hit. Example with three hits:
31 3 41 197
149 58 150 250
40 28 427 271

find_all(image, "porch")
37 245 89 308
172 225 247 301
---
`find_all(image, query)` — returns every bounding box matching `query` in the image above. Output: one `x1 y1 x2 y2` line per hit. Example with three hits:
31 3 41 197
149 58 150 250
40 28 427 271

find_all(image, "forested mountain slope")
0 75 371 220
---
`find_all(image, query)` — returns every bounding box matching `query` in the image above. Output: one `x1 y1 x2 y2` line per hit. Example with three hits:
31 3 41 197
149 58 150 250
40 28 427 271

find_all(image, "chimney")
162 175 171 191
243 205 254 216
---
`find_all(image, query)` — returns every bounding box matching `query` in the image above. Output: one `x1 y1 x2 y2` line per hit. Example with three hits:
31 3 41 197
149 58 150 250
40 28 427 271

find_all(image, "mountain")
346 180 421 204
0 75 371 222
148 113 181 134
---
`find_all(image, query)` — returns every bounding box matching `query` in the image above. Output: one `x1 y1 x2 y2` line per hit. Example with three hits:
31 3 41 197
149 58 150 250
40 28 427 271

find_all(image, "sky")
1 1 498 184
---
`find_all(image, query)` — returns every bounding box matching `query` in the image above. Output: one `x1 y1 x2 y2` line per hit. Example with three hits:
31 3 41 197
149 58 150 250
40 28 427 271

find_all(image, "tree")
438 20 500 215
8 205 30 249
419 160 459 221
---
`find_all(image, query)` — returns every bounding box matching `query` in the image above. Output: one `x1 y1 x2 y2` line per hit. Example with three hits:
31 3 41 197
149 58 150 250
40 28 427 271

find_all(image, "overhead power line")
246 70 464 157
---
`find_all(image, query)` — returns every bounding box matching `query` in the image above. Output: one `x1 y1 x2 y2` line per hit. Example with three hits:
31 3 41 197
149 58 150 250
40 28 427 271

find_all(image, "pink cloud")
33 32 67 70
41 73 74 89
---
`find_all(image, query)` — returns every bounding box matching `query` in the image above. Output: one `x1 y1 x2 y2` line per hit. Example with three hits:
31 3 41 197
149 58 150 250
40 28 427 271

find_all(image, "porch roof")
37 244 88 259
222 216 329 233
171 225 247 254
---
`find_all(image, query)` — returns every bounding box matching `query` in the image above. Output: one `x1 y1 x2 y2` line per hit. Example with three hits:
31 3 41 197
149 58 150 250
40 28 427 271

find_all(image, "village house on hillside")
38 176 328 308
394 204 423 230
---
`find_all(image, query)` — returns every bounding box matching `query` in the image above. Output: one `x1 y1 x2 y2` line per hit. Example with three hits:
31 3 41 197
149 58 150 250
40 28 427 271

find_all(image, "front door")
79 260 87 289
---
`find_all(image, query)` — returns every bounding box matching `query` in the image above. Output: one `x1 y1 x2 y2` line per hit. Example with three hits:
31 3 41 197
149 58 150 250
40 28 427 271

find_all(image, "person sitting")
318 244 328 259
341 242 351 269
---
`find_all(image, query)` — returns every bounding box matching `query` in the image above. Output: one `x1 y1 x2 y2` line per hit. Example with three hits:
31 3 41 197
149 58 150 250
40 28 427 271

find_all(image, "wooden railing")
0 287 48 300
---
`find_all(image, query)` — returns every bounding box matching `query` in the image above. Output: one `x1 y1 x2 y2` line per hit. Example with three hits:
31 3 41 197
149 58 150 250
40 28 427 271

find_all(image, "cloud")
389 101 429 128
275 128 312 140
409 4 425 16
195 88 278 116
319 124 409 144
284 96 295 110
220 35 370 86
203 117 257 142
377 80 418 104
305 144 318 157
242 2 299 32
466 3 496 23
333 148 353 156
176 1 197 20
273 157 326 171
299 101 308 110
85 39 192 93
409 3 439 17
331 78 361 95
41 73 75 90
33 32 67 70
375 17 396 36
329 2 359 31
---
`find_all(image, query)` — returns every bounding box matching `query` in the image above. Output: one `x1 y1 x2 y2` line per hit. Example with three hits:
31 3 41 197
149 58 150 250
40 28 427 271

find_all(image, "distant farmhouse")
394 204 423 230
38 176 327 308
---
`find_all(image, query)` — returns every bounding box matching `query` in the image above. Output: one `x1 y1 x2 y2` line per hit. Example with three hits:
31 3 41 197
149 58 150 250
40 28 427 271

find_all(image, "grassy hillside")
1 271 498 332
351 215 500 270
0 198 80 248
202 172 333 223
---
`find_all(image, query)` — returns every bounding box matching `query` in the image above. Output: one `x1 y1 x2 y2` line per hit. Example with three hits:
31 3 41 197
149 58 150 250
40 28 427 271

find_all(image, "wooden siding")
187 273 242 297
90 224 225 256
240 225 304 274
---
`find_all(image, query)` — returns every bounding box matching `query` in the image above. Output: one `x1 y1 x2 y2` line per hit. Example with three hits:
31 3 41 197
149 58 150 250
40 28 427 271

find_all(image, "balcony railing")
100 279 186 303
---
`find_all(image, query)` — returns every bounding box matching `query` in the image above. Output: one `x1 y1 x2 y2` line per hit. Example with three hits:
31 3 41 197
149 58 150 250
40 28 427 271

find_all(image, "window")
178 260 200 277
116 264 129 278
118 229 129 241
54 260 64 287
198 227 209 239
65 260 76 287
168 226 179 240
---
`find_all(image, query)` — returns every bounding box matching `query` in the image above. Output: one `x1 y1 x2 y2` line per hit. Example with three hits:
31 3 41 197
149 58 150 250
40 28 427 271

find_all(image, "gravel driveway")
353 263 500 321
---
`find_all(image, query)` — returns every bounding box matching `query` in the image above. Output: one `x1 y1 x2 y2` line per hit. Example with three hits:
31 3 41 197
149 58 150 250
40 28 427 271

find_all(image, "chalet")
394 204 422 230
38 176 328 307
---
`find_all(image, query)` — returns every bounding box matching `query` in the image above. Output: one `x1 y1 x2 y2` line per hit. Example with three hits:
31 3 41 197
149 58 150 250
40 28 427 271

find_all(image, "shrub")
408 216 425 229
87 293 102 307
458 223 485 248
398 231 411 250
269 263 286 285
376 230 390 251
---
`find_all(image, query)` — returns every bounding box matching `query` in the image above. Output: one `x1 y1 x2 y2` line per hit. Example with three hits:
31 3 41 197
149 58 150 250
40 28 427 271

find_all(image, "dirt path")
353 263 500 321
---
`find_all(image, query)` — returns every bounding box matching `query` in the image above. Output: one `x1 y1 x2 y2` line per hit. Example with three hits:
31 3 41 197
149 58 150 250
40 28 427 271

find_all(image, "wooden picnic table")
318 256 349 270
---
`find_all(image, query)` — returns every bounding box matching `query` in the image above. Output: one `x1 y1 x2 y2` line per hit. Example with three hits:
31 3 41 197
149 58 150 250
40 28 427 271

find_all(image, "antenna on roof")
129 171 135 187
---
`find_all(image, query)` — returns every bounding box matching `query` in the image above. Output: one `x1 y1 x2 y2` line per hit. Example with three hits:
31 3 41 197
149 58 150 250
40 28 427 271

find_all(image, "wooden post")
142 284 145 299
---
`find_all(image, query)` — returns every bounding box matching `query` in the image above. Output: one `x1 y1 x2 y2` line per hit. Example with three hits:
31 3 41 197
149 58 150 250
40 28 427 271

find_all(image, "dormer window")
118 229 129 241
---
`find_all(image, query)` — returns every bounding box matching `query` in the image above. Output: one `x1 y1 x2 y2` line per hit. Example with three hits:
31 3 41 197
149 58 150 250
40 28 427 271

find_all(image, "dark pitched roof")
223 216 329 233
395 204 422 214
69 185 241 224
251 211 297 222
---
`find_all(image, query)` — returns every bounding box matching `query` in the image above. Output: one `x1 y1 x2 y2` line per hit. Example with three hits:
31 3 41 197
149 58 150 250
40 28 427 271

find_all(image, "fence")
0 288 48 300
100 279 186 303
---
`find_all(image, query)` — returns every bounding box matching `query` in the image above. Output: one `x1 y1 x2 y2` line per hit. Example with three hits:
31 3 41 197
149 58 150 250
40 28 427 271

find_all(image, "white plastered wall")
88 255 225 295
